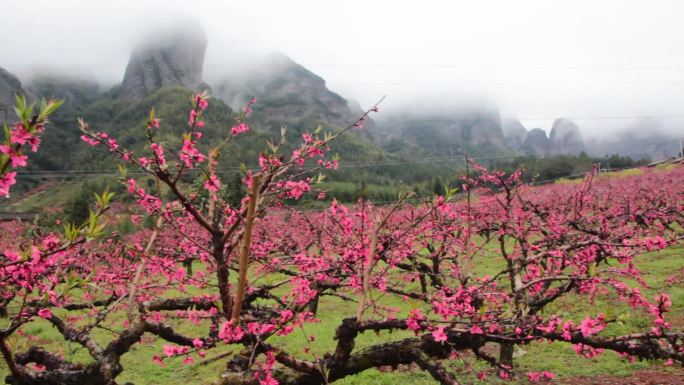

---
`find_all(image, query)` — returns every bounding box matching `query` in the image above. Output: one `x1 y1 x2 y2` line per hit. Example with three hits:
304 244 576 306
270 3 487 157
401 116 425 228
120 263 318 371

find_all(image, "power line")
374 115 684 123
11 135 682 180
7 63 684 71
3 152 657 180
10 153 528 179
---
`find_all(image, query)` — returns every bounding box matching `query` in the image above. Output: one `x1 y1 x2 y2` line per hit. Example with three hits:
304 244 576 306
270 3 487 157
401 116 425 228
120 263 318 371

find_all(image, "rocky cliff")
0 67 25 108
375 107 507 156
213 53 374 135
548 118 584 155
27 76 101 108
521 128 550 156
502 119 528 151
119 27 209 101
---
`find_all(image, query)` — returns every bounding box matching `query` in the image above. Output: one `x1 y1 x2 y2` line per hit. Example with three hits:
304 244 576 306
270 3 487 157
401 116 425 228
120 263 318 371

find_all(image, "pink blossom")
8 152 28 168
561 320 574 340
231 123 250 135
37 308 52 319
291 150 305 166
152 356 165 366
279 309 294 323
247 322 276 336
258 374 278 385
194 94 209 110
204 174 222 193
148 118 160 129
162 345 189 357
149 143 167 166
284 180 310 200
218 321 245 343
180 139 206 168
162 345 177 357
10 124 31 145
26 136 40 152
579 314 605 337
431 326 447 342
0 172 17 197
41 234 60 249
407 309 425 332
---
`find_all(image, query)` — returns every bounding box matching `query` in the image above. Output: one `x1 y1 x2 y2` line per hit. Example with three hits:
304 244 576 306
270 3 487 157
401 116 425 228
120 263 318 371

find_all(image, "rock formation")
119 26 209 101
0 67 25 107
521 128 550 156
374 107 506 156
213 53 370 134
27 76 101 109
502 119 528 151
548 118 584 155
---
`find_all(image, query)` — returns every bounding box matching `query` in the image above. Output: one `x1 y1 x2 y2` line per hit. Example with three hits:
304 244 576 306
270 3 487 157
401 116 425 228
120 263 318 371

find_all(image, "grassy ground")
1 241 682 385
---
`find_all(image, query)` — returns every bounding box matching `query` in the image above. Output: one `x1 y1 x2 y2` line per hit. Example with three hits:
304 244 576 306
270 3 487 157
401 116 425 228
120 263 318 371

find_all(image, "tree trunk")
499 342 514 368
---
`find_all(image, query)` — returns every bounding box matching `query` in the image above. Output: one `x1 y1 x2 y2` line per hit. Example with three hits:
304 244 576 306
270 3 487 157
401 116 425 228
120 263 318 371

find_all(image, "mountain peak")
502 119 528 150
212 52 364 134
119 24 209 101
0 67 25 107
522 128 550 156
549 118 584 155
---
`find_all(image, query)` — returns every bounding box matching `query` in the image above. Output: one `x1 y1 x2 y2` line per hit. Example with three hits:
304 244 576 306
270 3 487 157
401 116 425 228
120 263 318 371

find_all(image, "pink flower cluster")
0 122 44 197
180 139 206 168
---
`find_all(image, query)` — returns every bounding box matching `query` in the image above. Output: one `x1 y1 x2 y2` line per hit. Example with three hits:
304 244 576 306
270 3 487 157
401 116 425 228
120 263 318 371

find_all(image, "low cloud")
2 0 684 139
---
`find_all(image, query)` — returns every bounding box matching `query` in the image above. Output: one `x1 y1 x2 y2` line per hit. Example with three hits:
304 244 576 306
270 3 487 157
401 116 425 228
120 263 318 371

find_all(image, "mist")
2 0 684 140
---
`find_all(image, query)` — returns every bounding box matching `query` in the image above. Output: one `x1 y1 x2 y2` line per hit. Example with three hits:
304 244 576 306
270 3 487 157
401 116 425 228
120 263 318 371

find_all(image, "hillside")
213 53 375 139
0 23 672 210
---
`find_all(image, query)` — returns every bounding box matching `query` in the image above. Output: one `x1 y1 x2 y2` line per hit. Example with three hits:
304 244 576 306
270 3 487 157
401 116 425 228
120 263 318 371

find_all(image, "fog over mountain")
2 0 684 157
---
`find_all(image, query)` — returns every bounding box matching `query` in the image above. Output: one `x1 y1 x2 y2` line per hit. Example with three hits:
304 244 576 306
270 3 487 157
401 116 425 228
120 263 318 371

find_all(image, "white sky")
2 0 684 138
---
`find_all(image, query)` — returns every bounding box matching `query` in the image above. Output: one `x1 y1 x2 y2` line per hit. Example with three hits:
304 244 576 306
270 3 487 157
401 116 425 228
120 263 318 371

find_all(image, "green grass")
1 241 682 384
8 180 82 212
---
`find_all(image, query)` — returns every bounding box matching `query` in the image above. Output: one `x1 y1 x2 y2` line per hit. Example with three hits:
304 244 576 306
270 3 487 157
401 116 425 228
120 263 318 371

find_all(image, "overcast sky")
2 0 684 138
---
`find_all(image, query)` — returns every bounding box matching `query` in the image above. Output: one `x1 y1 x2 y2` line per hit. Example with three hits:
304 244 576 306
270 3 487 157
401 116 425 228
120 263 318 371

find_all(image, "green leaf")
43 98 64 116
266 139 278 154
94 188 115 210
3 123 10 143
117 164 128 179
588 262 597 277
63 223 80 242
